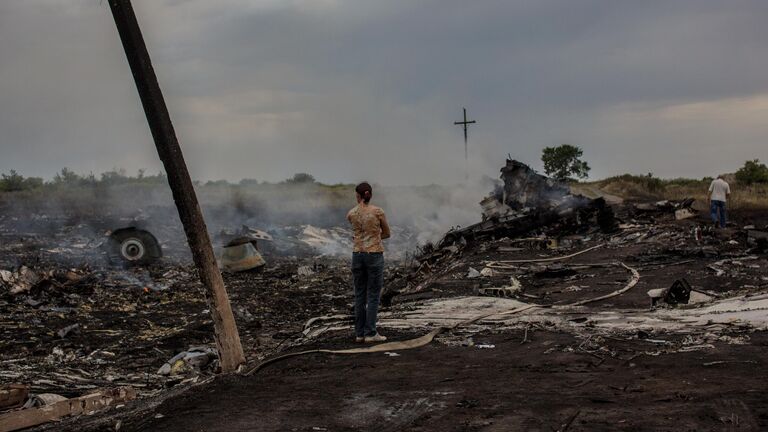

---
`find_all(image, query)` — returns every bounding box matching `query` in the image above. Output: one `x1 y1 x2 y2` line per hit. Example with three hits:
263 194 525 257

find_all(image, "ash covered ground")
2 162 768 431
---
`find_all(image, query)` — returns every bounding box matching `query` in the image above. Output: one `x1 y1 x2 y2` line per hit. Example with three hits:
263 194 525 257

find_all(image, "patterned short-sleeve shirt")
347 204 386 253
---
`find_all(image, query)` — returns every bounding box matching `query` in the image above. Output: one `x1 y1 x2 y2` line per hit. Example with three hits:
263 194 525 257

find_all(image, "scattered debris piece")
476 344 496 349
221 242 266 272
22 393 67 408
297 265 316 277
0 387 136 432
157 347 218 376
666 279 692 305
218 227 274 273
675 208 696 220
56 323 80 339
478 276 523 299
648 279 692 307
220 225 273 245
466 267 481 279
1 266 40 295
647 288 665 306
0 384 29 411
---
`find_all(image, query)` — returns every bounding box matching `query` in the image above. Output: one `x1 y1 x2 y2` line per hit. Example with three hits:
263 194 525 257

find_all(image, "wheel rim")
120 238 146 261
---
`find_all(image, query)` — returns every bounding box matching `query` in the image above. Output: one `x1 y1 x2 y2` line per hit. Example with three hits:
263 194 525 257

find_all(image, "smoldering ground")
0 174 501 263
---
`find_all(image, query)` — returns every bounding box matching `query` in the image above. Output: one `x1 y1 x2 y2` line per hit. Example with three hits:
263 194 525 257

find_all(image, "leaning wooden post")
108 0 245 372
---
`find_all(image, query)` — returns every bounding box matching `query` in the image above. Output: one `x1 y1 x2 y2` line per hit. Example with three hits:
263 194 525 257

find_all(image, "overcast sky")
1 0 767 184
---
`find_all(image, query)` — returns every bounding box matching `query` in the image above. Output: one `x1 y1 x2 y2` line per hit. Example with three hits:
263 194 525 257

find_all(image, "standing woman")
347 182 391 342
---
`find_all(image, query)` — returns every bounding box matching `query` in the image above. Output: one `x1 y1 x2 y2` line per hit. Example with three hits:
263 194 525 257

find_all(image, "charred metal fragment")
221 242 266 272
220 225 274 253
666 278 692 305
631 198 698 221
649 278 693 307
497 159 591 212
219 225 271 272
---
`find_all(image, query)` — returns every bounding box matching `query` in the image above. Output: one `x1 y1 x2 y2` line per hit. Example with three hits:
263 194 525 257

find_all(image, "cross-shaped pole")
454 107 476 181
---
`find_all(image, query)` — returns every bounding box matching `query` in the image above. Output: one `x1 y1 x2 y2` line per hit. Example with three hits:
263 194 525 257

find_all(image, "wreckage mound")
385 160 767 311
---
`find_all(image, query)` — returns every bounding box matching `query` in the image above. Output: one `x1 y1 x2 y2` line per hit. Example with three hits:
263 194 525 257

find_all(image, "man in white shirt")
708 175 731 228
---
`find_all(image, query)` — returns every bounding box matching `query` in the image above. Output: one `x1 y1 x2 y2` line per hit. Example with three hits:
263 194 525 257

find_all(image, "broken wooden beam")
0 387 136 432
0 385 28 411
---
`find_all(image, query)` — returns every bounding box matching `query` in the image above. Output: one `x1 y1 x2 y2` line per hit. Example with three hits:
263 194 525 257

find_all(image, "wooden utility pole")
108 0 245 372
453 107 476 181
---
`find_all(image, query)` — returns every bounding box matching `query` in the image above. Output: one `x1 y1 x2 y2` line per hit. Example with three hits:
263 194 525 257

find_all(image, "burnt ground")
2 209 768 431
0 213 359 400
114 330 768 431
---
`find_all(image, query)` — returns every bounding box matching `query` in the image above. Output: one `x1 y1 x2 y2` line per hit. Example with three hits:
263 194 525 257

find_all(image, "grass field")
584 174 768 211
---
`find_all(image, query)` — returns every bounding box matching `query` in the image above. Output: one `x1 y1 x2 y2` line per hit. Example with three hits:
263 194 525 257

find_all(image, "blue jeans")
710 200 726 228
352 252 384 337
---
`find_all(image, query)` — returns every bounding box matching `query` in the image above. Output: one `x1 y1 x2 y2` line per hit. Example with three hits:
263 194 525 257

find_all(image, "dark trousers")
710 200 726 228
352 252 384 337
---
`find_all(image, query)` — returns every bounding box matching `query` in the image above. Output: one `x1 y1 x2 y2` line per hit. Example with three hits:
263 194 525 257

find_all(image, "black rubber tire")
106 227 163 266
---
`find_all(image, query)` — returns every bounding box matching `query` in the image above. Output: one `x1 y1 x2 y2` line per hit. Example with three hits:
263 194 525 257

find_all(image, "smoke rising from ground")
0 172 502 261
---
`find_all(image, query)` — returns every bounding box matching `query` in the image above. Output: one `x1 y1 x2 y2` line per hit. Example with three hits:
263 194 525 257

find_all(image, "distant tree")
53 167 82 185
285 173 316 184
541 144 590 181
0 170 44 192
239 178 260 186
641 173 664 192
205 179 232 187
22 176 44 189
100 168 128 185
735 159 768 185
141 171 166 184
0 170 26 191
82 172 98 186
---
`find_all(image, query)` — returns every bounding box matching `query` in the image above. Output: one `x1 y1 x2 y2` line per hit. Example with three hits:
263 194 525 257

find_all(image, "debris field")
2 160 768 431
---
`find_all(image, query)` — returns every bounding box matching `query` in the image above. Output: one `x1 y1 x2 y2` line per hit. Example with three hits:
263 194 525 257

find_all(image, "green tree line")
0 168 168 192
0 168 333 192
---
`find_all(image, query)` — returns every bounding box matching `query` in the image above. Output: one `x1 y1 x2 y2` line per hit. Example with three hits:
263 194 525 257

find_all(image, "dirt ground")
57 330 768 431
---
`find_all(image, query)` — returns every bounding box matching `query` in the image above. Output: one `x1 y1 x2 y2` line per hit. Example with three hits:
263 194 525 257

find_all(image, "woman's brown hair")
355 182 373 204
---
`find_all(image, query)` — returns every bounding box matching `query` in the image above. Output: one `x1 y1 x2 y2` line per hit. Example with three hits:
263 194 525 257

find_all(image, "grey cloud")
1 0 767 183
